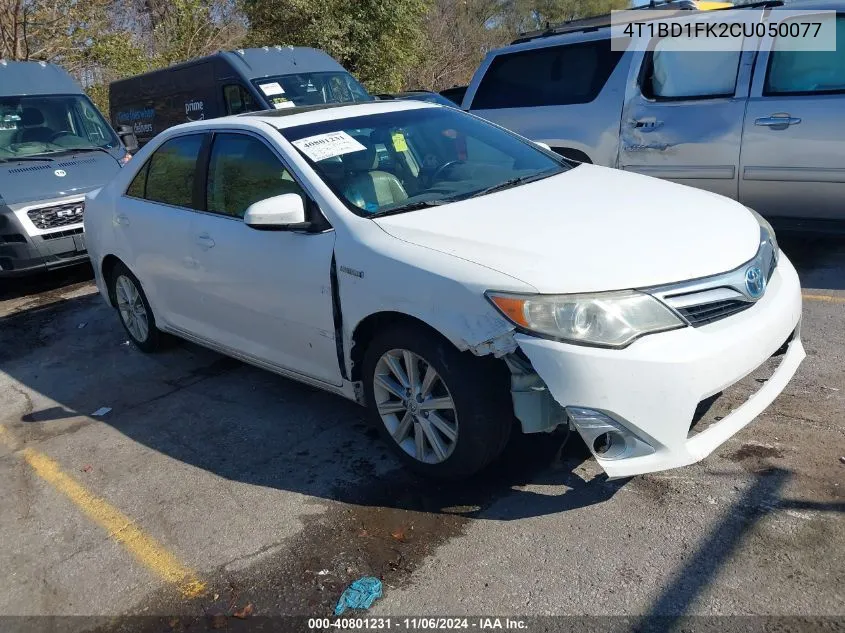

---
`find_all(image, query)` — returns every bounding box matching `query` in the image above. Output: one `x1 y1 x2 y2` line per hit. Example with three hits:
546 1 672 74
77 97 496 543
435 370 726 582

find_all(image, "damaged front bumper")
510 254 804 479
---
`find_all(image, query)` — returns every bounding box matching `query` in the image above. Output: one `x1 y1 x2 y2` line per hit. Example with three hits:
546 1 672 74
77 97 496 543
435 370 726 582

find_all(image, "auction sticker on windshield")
259 82 285 96
292 131 367 162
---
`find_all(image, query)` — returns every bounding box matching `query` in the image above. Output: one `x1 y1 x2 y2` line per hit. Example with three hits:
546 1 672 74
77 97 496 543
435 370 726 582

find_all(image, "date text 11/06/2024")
308 617 528 630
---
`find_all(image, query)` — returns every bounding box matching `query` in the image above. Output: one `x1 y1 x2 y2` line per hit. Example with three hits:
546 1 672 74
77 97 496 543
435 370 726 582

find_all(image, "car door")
115 133 206 331
619 34 753 200
185 130 341 386
739 13 845 221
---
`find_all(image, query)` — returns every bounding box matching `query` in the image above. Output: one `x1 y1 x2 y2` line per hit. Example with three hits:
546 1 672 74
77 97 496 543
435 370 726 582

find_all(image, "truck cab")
109 47 372 148
0 60 135 277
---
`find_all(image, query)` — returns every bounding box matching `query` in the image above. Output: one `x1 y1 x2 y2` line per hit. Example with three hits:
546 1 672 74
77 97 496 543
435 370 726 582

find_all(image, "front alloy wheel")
115 274 149 344
373 349 459 464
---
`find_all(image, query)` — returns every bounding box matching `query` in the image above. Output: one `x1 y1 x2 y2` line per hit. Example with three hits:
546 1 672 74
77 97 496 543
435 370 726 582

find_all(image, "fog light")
566 407 654 461
593 431 628 459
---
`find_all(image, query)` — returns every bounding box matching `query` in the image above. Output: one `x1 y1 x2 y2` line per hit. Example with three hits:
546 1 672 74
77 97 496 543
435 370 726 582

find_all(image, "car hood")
374 164 761 293
0 153 121 206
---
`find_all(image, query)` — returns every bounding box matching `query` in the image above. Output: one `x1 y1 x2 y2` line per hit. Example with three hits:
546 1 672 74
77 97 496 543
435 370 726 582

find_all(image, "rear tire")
362 323 513 480
109 262 169 353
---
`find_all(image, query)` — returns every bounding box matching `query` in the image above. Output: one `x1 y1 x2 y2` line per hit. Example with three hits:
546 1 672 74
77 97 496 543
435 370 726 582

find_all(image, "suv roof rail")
510 0 784 44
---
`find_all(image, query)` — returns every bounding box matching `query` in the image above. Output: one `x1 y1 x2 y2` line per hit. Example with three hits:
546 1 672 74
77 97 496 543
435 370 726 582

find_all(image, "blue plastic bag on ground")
334 577 383 615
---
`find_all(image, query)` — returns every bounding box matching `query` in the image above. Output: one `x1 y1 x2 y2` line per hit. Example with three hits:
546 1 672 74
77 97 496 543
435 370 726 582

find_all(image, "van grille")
27 201 85 230
677 299 753 327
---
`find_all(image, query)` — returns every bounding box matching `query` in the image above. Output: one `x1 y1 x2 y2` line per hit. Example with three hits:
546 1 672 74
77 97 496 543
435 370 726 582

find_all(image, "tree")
0 0 111 72
503 0 629 33
403 0 510 92
84 0 246 111
242 0 429 93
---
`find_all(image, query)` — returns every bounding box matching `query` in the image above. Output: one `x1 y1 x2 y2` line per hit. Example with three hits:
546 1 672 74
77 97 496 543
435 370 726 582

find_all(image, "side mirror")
244 193 308 230
116 125 139 153
534 141 552 152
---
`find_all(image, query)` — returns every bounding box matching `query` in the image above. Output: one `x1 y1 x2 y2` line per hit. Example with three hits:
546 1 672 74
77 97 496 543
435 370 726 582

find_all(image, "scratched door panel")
618 43 754 200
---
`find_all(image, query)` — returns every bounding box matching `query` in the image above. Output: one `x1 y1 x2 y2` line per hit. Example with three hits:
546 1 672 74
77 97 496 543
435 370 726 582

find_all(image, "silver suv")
462 0 845 227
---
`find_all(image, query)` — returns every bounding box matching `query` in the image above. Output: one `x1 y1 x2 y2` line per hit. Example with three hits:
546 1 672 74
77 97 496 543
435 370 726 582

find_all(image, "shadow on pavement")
778 233 845 291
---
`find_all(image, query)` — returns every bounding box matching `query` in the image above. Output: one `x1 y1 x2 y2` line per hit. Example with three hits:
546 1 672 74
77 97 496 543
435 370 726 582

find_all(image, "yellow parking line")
0 425 205 598
802 293 845 304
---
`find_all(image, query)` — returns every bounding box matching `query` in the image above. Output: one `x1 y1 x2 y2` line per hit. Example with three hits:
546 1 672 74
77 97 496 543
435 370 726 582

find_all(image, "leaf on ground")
233 602 254 619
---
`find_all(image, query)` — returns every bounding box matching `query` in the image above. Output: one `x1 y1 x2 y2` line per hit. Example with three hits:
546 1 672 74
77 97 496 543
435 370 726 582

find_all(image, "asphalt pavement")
0 235 842 631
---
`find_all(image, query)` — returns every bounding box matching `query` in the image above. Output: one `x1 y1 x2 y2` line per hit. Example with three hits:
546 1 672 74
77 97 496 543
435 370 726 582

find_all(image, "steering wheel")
49 131 74 142
431 160 466 183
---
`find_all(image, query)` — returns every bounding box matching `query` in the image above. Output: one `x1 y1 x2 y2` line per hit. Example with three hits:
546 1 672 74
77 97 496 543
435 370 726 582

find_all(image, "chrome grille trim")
26 201 85 230
643 234 777 328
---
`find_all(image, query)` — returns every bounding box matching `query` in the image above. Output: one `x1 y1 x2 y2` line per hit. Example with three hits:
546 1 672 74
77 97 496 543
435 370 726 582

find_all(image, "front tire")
362 324 513 480
109 262 168 353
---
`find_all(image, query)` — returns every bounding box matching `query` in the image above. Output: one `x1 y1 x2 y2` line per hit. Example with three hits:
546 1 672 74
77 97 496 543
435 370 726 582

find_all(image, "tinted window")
207 133 305 218
765 15 845 95
144 134 204 208
125 161 149 198
223 84 258 115
471 40 624 109
643 41 741 99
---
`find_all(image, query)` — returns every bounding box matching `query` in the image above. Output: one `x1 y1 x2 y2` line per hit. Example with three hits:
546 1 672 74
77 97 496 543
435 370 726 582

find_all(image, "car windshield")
0 95 119 161
253 72 372 109
281 106 569 216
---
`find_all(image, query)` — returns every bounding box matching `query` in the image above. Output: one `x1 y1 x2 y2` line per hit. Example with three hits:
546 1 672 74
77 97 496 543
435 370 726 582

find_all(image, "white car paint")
84 100 804 479
375 165 762 294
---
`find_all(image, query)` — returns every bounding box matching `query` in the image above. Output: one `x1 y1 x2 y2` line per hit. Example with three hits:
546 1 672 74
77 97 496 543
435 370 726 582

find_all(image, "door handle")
115 214 130 226
195 234 215 250
755 115 801 129
631 119 663 131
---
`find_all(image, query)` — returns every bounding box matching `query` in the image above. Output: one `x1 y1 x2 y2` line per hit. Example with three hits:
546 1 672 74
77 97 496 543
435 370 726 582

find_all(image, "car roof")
241 99 437 129
0 60 83 97
109 47 348 87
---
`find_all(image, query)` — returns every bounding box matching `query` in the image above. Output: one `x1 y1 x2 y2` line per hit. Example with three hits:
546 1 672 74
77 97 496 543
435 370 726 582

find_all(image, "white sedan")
84 100 804 480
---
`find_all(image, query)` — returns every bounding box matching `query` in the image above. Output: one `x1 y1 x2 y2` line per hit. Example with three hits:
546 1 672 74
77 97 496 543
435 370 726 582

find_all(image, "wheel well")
101 254 122 308
350 312 454 382
551 147 592 164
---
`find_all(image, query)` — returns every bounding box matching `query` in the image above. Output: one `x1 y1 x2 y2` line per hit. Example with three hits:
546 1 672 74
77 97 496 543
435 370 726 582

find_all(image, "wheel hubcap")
115 275 149 343
373 349 458 464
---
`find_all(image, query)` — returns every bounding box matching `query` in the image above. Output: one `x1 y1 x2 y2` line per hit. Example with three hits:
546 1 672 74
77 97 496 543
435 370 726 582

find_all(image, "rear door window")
471 39 624 109
143 134 205 208
764 15 845 95
642 39 742 100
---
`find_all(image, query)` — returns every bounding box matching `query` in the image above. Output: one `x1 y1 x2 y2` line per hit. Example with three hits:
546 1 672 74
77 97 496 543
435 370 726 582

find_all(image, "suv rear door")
739 13 845 222
619 31 753 200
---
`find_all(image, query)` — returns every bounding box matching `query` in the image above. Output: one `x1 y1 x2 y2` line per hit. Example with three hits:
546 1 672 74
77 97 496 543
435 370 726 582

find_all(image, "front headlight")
486 290 685 348
748 208 779 273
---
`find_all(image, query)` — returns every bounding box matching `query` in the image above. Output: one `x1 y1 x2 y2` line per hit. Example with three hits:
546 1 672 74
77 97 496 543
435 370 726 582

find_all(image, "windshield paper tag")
273 100 296 109
391 132 408 152
292 131 367 162
260 82 285 96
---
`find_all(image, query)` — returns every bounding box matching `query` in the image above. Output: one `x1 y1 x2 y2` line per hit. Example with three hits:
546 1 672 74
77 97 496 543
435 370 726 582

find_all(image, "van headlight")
486 290 685 348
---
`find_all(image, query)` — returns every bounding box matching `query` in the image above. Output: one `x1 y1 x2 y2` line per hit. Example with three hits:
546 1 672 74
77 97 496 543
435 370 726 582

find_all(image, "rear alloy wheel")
109 262 169 353
374 349 459 464
115 274 149 344
363 324 513 479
